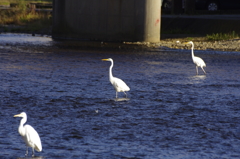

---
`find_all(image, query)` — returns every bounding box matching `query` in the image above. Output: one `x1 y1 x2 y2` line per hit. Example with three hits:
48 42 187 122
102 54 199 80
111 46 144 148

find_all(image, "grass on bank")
0 0 52 6
206 31 239 41
0 0 52 33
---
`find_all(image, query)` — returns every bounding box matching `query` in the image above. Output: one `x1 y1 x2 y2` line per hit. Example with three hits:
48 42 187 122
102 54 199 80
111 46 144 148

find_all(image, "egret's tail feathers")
34 145 42 152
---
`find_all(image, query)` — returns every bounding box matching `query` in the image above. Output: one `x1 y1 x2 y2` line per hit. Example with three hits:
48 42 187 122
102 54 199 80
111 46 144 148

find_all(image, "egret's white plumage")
14 112 42 157
185 41 206 75
102 58 130 98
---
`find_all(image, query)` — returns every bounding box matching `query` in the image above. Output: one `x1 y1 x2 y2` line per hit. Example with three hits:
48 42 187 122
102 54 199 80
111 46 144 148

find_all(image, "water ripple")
0 34 240 158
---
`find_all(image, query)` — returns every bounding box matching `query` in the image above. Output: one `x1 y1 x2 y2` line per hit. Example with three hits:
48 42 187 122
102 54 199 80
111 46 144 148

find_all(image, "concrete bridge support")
52 0 161 42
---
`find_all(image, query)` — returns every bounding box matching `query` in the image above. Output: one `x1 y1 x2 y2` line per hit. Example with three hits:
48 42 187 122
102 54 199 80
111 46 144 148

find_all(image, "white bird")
102 58 130 98
14 112 42 157
184 41 206 75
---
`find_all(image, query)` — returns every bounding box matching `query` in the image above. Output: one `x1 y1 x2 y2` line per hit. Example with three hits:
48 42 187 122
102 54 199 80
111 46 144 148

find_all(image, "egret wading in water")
184 41 206 75
14 112 42 157
102 58 130 98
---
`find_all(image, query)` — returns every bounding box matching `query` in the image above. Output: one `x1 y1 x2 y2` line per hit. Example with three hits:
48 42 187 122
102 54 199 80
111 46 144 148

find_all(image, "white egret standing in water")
14 112 42 157
102 58 130 98
184 41 206 75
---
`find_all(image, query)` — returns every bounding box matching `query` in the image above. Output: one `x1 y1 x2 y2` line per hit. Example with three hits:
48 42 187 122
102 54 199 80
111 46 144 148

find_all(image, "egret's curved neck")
18 117 27 136
191 43 195 58
109 60 114 80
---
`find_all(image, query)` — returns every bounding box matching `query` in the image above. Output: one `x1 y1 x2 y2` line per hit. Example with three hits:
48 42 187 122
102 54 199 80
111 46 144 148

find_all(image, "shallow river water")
0 33 239 159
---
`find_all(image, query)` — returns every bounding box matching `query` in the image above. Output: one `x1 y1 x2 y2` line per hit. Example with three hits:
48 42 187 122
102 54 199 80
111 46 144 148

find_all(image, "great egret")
184 41 206 75
14 112 42 157
102 58 130 98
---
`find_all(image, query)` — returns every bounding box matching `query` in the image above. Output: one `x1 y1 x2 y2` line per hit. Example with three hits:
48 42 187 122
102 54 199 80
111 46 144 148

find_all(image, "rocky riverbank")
126 36 240 52
161 37 240 52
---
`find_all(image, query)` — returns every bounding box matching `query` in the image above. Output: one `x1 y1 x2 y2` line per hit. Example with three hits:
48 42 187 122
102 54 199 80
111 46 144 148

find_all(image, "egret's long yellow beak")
14 114 22 117
183 42 190 44
102 59 109 61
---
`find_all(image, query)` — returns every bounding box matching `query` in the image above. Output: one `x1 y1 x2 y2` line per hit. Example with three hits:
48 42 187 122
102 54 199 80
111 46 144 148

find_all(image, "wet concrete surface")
0 33 240 159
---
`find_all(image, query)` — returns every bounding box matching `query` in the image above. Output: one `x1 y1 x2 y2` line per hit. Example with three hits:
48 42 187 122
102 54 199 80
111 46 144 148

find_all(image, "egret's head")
102 58 113 62
184 41 194 45
14 112 26 118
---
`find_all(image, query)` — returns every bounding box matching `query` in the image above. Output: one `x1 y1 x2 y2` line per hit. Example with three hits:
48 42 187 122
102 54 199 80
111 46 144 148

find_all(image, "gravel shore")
126 37 240 52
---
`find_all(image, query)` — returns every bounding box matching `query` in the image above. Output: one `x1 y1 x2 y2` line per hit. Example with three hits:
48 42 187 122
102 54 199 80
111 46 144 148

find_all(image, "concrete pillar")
52 0 161 42
143 0 161 42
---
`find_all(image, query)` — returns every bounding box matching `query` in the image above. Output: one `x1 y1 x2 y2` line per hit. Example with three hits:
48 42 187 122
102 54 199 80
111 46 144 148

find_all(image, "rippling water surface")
0 34 239 159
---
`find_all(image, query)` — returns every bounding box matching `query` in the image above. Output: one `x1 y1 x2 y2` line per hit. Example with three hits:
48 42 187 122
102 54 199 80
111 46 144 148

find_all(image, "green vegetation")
186 37 193 41
0 1 9 5
206 31 239 41
0 0 52 5
0 0 52 34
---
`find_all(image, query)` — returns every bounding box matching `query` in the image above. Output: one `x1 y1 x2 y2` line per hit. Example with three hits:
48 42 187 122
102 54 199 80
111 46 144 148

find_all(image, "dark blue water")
0 34 239 159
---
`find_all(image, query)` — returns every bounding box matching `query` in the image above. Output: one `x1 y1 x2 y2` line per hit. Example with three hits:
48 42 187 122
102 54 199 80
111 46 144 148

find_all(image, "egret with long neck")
102 58 130 98
14 112 42 157
184 41 206 75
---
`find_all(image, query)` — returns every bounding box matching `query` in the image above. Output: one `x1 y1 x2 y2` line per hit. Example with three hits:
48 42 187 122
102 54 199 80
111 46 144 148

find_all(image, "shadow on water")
0 33 240 158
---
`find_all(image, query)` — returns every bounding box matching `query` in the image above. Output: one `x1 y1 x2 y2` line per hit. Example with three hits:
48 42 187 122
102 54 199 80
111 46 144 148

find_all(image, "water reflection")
188 75 207 84
0 33 53 46
113 98 130 102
